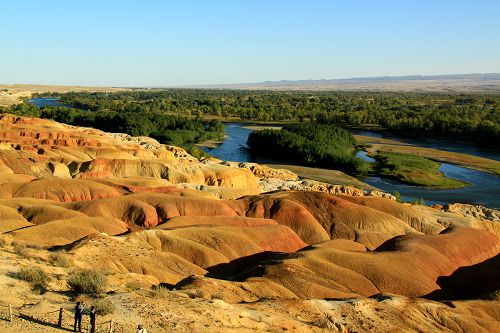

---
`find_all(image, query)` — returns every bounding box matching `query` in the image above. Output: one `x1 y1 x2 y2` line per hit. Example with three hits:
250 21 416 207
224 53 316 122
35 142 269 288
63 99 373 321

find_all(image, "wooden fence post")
8 304 13 322
109 319 114 333
58 308 63 327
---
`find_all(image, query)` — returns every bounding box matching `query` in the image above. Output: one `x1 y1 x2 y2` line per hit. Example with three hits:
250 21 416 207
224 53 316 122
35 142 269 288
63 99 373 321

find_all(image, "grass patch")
48 252 72 268
373 152 468 189
67 270 108 295
370 142 500 176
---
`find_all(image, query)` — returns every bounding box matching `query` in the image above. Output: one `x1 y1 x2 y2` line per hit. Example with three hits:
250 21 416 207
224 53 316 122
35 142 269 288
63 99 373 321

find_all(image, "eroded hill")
0 114 498 332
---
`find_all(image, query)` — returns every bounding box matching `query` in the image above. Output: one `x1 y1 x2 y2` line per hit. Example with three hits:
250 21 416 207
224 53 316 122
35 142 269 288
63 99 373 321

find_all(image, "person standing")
89 305 96 333
136 324 148 333
74 301 84 332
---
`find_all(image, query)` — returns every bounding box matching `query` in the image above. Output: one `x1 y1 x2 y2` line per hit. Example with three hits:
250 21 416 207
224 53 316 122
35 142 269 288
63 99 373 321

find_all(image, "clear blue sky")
1 0 499 86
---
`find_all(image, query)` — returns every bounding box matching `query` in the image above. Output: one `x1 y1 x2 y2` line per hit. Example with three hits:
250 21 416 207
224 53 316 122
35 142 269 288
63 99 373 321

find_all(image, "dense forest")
32 89 500 146
247 124 369 175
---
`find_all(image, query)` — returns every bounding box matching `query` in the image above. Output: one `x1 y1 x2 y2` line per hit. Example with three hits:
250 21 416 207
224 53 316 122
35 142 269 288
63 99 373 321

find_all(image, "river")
203 123 500 208
202 123 254 162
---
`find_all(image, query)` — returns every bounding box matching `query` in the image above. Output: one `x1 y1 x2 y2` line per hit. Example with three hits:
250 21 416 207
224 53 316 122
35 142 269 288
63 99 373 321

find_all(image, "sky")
1 0 499 87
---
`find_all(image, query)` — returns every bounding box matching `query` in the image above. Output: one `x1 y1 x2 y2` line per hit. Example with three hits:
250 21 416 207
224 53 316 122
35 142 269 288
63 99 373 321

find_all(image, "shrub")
92 298 115 315
393 191 402 203
153 285 169 298
12 242 31 258
0 238 7 247
411 197 425 205
18 267 51 289
49 252 72 268
187 145 210 160
67 270 108 294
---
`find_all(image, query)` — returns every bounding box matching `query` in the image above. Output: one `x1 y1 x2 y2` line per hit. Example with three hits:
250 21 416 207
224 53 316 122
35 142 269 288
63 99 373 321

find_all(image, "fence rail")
0 303 114 333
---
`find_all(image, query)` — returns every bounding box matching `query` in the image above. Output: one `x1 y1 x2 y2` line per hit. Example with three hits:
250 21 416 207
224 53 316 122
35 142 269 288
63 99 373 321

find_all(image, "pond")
28 97 67 108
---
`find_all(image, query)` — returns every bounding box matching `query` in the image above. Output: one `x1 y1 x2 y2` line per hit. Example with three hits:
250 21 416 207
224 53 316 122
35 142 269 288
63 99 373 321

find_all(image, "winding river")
204 123 500 208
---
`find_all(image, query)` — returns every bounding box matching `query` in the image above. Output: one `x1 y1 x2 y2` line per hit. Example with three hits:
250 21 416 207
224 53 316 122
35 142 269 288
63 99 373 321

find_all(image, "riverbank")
357 135 500 175
371 151 469 189
195 135 227 149
259 162 375 190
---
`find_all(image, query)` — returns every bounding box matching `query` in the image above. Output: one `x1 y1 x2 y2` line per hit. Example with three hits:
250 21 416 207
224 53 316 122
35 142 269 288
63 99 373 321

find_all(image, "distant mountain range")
185 73 500 92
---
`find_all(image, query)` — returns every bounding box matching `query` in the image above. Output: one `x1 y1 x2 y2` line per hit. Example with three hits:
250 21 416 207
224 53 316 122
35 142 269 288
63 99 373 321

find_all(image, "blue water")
201 123 254 162
205 123 500 208
355 151 376 162
28 97 67 108
363 163 500 208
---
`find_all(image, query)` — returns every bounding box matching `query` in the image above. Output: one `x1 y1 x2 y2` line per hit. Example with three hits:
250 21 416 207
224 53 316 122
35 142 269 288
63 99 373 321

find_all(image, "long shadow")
424 254 500 301
205 251 291 281
168 251 292 290
18 314 74 332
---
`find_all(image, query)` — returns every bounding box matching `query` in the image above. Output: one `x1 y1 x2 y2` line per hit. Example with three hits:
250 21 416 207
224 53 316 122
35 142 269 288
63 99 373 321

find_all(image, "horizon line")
2 72 499 89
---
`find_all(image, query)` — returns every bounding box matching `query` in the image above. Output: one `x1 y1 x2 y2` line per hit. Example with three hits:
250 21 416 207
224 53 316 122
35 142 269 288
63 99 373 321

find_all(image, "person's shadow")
18 313 74 332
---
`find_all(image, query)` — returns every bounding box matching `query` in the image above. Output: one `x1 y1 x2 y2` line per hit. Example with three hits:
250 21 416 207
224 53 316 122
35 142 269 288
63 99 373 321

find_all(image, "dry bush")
48 252 72 268
92 298 115 315
153 285 169 298
18 266 51 290
25 242 44 249
186 289 203 299
67 270 108 295
12 242 31 258
0 237 7 247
